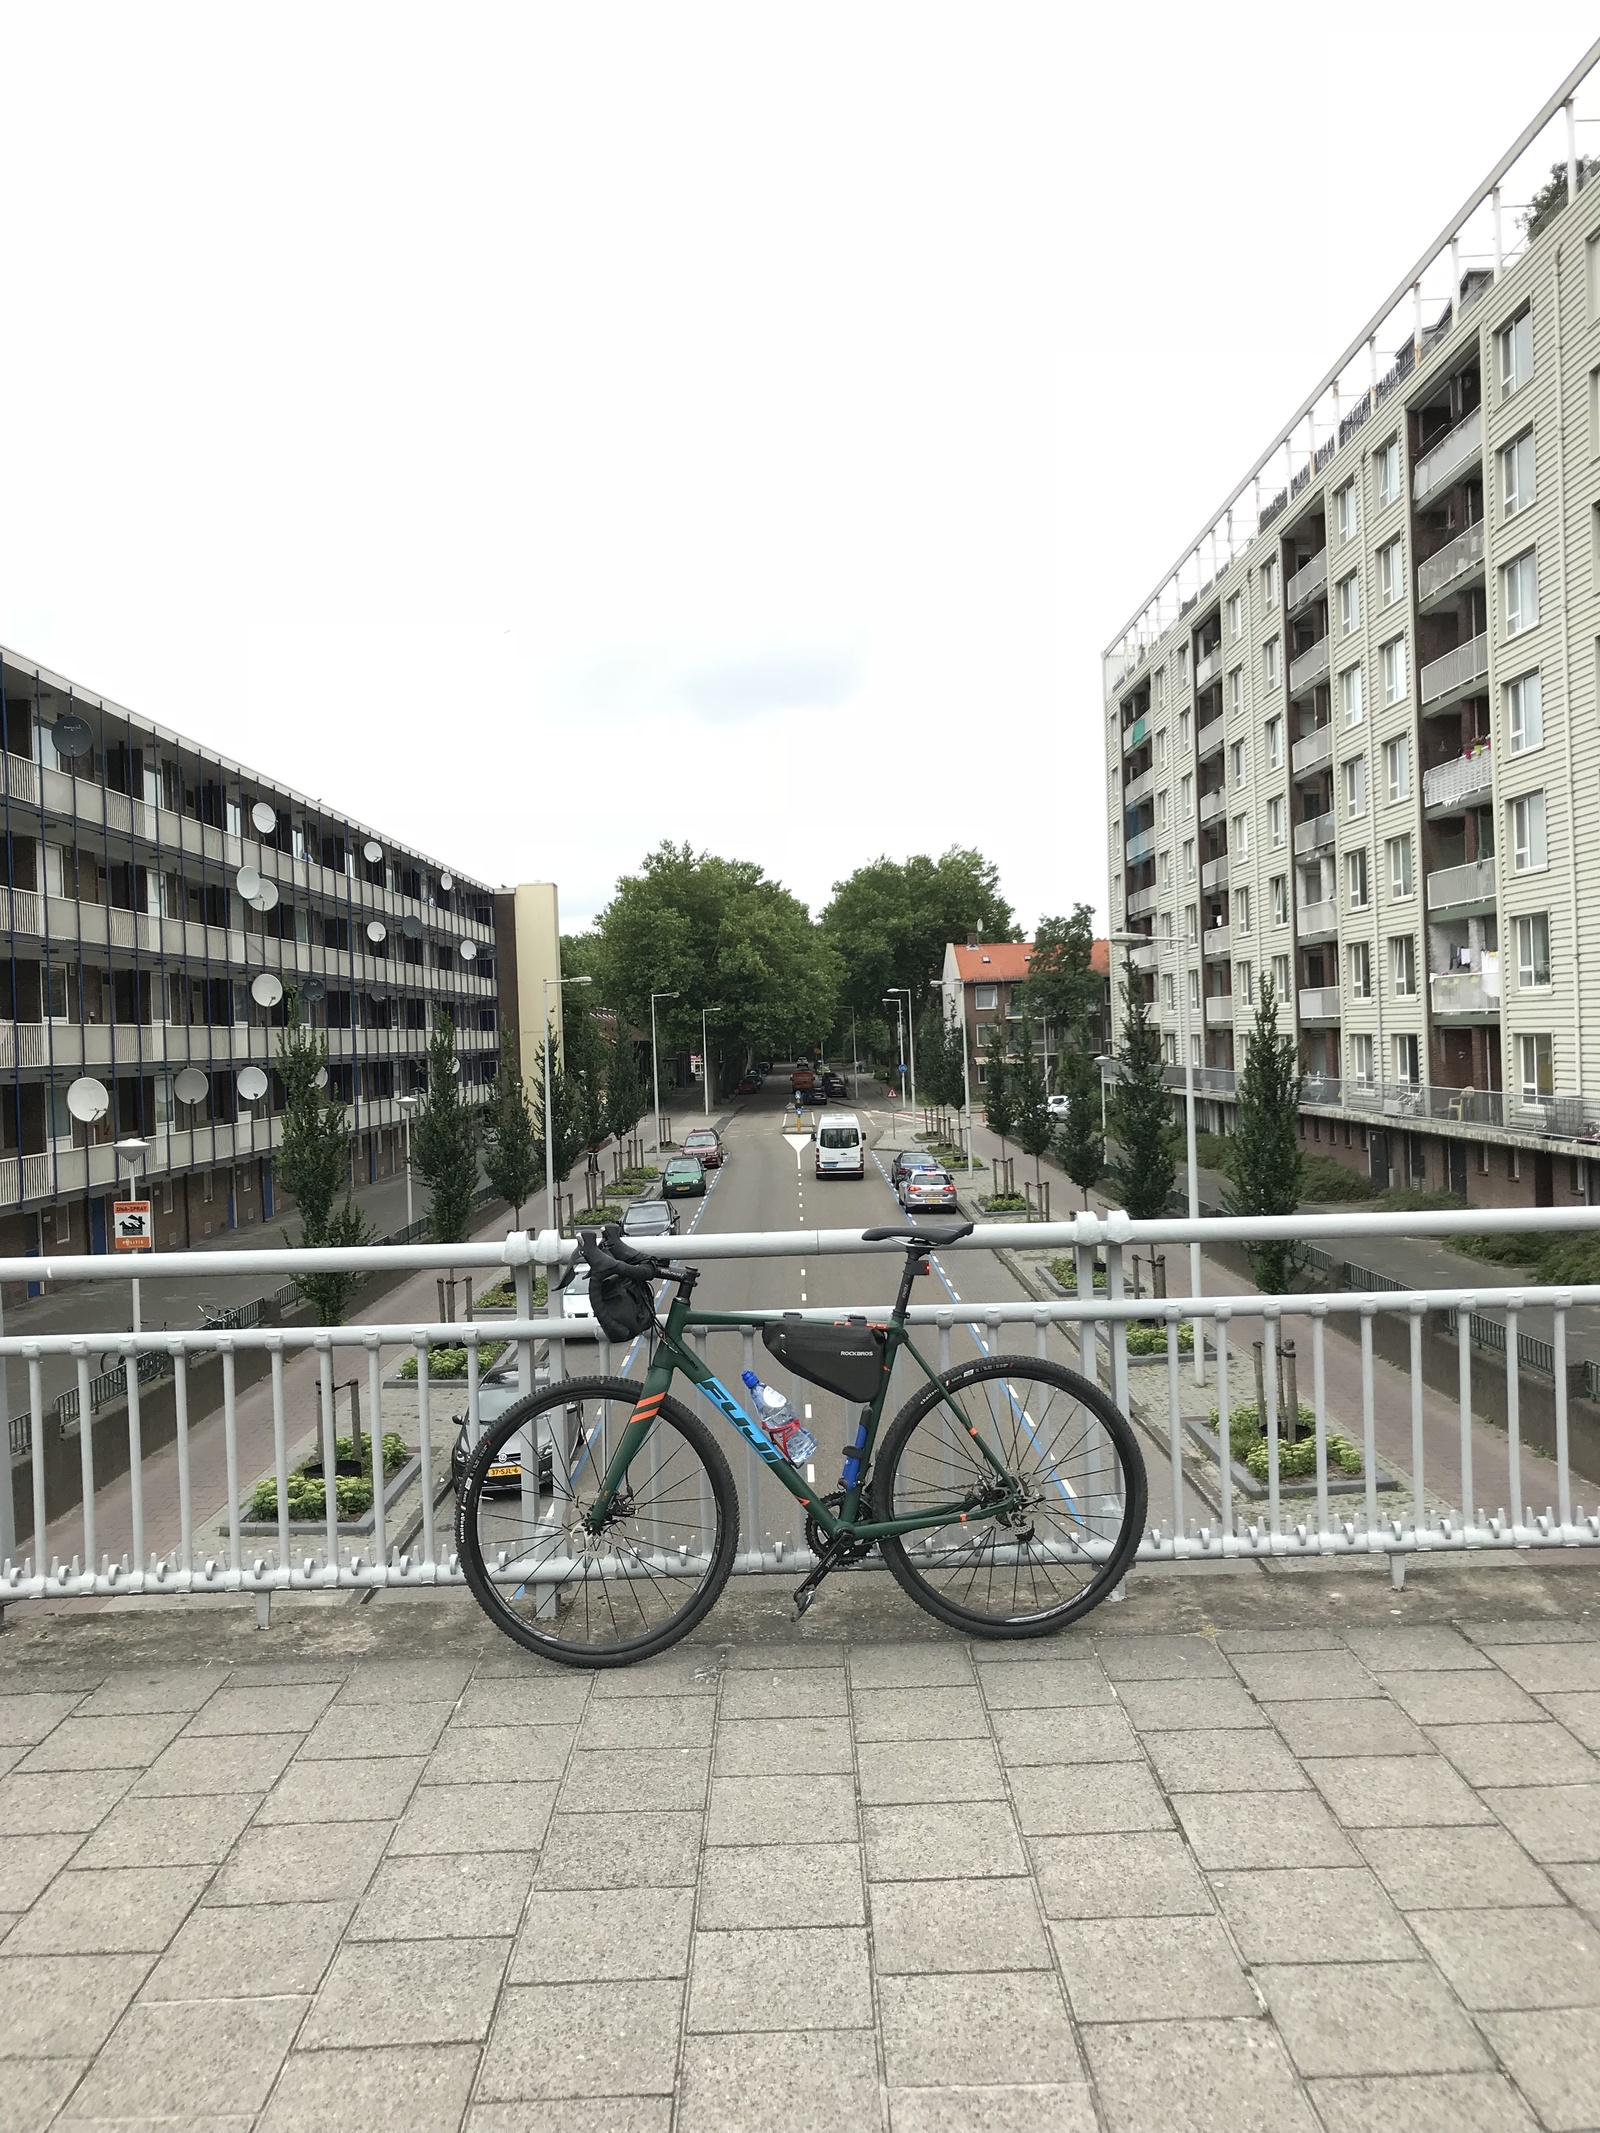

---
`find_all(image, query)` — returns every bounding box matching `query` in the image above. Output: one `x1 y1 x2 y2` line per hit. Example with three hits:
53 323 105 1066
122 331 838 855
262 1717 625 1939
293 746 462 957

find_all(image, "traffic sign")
113 1200 153 1251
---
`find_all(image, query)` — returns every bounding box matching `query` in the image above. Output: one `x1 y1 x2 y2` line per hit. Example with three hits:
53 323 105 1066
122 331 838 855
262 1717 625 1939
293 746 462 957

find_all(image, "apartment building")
940 937 1111 1088
0 644 502 1255
1104 54 1600 1207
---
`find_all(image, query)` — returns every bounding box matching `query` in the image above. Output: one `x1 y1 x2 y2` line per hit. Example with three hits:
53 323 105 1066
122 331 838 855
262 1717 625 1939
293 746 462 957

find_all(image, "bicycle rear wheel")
872 1354 1146 1637
455 1375 739 1667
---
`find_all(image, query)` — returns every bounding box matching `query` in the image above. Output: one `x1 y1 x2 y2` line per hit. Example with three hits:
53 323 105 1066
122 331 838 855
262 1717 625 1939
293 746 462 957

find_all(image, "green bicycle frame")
584 1283 1022 1542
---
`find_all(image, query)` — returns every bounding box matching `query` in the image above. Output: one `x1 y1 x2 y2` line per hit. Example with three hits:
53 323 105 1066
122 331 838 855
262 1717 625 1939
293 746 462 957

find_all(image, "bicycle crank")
794 1498 878 1619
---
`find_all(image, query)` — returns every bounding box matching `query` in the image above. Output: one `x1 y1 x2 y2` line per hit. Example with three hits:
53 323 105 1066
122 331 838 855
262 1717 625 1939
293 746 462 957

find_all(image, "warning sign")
113 1200 153 1251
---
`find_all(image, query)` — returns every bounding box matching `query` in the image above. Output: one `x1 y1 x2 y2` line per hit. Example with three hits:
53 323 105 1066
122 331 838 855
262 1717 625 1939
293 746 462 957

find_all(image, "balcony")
1202 923 1230 959
1300 1074 1343 1108
1420 632 1490 711
1196 713 1225 762
1125 827 1155 864
1291 725 1333 778
1198 785 1227 826
1162 1063 1238 1096
1194 647 1222 691
1203 994 1233 1028
1412 406 1482 504
1430 962 1501 1018
1298 987 1342 1022
1423 747 1493 814
1416 520 1486 609
1425 857 1497 916
1123 714 1148 752
1129 940 1158 972
1288 637 1330 697
1200 855 1229 892
1286 549 1327 614
1293 811 1336 857
1124 765 1155 806
1126 885 1157 917
1296 897 1339 942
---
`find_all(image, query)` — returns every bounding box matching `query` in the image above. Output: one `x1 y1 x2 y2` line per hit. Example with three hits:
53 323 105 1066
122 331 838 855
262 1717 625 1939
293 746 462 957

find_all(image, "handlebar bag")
761 1317 887 1404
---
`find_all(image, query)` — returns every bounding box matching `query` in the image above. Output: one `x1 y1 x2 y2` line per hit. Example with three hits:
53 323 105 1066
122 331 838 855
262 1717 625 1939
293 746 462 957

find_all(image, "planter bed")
1180 1416 1400 1501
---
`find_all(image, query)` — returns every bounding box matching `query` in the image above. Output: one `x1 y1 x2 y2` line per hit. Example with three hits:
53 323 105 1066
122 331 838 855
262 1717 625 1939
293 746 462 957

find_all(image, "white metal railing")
1430 961 1501 1016
1291 725 1333 777
1422 748 1493 811
1417 520 1486 604
1203 994 1232 1027
1202 924 1230 958
1196 713 1225 756
1286 550 1328 613
1420 632 1490 708
1201 854 1228 891
1426 856 1497 912
1195 648 1222 691
1412 406 1483 502
1126 884 1157 917
1298 986 1341 1021
1293 811 1336 857
1124 766 1155 805
1199 786 1226 825
6 1212 1600 1607
1289 637 1330 695
1296 897 1338 939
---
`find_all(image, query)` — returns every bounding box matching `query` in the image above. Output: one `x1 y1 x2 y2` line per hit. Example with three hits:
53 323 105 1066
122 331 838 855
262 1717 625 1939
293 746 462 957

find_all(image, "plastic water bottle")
741 1371 818 1466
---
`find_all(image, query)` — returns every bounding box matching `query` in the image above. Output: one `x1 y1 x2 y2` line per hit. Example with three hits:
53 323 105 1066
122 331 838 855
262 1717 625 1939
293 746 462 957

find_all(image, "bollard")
1282 1338 1299 1444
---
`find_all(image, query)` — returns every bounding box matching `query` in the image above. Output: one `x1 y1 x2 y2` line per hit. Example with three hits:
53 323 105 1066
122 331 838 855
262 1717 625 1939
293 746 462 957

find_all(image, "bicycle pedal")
793 1587 816 1620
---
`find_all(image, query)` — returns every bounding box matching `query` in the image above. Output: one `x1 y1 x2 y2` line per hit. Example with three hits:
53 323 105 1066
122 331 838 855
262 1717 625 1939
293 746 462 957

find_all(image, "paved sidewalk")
1 1569 1598 2131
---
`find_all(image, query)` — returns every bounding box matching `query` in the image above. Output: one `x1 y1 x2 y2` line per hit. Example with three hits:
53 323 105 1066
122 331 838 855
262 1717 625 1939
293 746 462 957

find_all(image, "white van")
814 1112 865 1178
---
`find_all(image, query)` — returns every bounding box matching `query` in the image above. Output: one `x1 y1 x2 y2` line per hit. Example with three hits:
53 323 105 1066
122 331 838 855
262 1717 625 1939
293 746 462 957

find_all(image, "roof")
950 939 1110 983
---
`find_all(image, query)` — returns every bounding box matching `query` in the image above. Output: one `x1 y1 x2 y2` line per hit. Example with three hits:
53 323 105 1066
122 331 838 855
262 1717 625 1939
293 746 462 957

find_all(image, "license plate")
488 1463 521 1480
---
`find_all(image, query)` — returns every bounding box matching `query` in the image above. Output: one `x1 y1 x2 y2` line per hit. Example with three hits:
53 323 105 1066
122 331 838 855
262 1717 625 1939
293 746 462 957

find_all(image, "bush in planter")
1207 1400 1362 1481
398 1341 508 1380
248 1431 409 1522
1049 1257 1107 1291
1125 1322 1193 1356
474 1277 548 1311
981 1193 1030 1214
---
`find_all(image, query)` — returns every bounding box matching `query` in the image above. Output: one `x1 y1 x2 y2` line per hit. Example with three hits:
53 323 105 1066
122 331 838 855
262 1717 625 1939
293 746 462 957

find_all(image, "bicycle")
456 1220 1147 1667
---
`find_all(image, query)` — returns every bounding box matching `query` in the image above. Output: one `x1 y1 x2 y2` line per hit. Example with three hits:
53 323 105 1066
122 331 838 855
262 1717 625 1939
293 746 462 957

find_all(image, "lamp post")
650 991 680 1152
700 1005 721 1117
957 995 973 1173
542 973 592 1231
398 1094 418 1230
885 987 916 1110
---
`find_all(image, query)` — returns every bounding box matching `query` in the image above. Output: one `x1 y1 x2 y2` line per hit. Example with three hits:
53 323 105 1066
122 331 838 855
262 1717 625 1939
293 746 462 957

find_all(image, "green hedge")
1126 1322 1193 1355
474 1277 548 1311
1208 1401 1362 1481
248 1431 409 1522
398 1341 507 1380
1050 1257 1107 1292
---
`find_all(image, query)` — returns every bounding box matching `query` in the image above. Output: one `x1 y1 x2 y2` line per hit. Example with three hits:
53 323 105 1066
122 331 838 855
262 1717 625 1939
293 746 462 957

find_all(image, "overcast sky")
2 4 1595 936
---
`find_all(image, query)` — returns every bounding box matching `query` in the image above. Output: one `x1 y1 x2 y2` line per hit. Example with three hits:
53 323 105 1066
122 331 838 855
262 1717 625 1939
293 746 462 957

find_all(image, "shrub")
1453 1229 1600 1285
474 1277 548 1311
1125 1322 1193 1355
398 1341 507 1381
1049 1257 1106 1291
1299 1157 1374 1204
981 1193 1030 1213
248 1431 409 1522
1207 1401 1362 1481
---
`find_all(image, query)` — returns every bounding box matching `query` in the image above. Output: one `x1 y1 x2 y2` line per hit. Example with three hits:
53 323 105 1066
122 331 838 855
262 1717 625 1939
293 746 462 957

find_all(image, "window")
1343 755 1368 818
1507 669 1543 754
1230 738 1247 785
1263 637 1282 691
1261 558 1279 608
1188 969 1200 1012
1390 933 1417 996
1335 478 1359 544
1381 636 1407 704
1518 1031 1554 1101
1384 734 1411 804
1157 789 1170 829
1387 834 1414 898
1348 940 1371 997
1346 847 1370 908
1180 708 1191 749
1375 436 1402 504
1350 1032 1375 1084
1273 953 1292 999
1266 715 1284 768
1512 789 1547 872
1393 1033 1420 1087
1161 851 1172 888
1271 875 1289 926
1237 959 1254 1003
1268 795 1286 847
1156 666 1168 709
1235 884 1251 934
1503 549 1539 638
974 984 998 1011
1339 663 1365 727
1229 666 1243 716
1163 1032 1177 1065
1162 974 1175 1011
1178 644 1189 683
1501 428 1535 519
1185 903 1198 945
1232 812 1250 859
1498 306 1532 399
1181 772 1193 816
1337 571 1362 636
1157 728 1169 768
1183 837 1196 879
1516 911 1551 988
1227 592 1242 640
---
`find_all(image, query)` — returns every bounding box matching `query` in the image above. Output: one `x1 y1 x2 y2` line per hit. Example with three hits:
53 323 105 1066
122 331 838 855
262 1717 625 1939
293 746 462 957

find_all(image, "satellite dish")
439 872 454 892
237 1065 269 1103
67 1075 110 1122
300 975 327 1004
366 919 387 944
251 972 284 1008
251 801 277 835
363 840 384 865
251 879 279 913
401 915 423 940
450 1057 462 1078
173 1067 209 1106
313 1066 328 1090
236 865 261 900
460 938 477 962
52 715 93 759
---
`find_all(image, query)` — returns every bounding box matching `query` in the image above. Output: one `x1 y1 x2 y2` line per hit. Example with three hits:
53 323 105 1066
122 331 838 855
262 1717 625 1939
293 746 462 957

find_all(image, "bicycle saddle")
861 1222 975 1249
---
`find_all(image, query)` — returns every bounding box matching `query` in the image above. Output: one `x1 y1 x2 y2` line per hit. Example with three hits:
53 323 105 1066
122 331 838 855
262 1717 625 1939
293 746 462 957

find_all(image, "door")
1448 1142 1468 1198
1535 1152 1554 1207
1368 1131 1390 1187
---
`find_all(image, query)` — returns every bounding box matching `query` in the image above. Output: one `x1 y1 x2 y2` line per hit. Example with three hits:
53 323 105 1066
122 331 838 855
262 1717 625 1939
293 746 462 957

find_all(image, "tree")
1523 159 1593 243
273 995 374 1323
480 1036 541 1224
1023 905 1102 1079
820 847 1017 1026
980 1018 1017 1158
414 1008 479 1244
1107 954 1176 1221
606 1036 647 1149
1054 1032 1105 1211
1011 1017 1053 1193
1227 974 1304 1293
559 984 611 1198
916 998 965 1118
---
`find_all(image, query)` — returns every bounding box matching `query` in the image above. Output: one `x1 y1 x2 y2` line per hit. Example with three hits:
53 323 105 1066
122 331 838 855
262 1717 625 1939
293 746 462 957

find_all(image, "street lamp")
543 973 592 1231
398 1094 419 1229
699 1006 721 1117
885 987 916 1111
650 991 680 1152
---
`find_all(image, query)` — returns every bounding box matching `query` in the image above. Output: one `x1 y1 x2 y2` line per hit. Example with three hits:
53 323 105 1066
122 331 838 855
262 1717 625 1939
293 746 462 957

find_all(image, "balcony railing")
1198 786 1227 826
1202 924 1230 959
1126 884 1157 917
1420 632 1490 709
1124 766 1155 806
1417 520 1486 606
1285 549 1327 614
1200 855 1228 892
1125 828 1155 864
1297 987 1341 1021
1425 857 1497 913
1422 747 1493 812
1197 713 1225 758
1288 637 1330 696
1412 406 1482 503
1295 897 1338 940
1123 714 1148 751
1293 811 1336 857
1203 995 1233 1028
1129 940 1158 971
1429 968 1501 1016
1160 1063 1237 1096
1299 1074 1343 1108
1194 647 1222 691
1291 725 1333 778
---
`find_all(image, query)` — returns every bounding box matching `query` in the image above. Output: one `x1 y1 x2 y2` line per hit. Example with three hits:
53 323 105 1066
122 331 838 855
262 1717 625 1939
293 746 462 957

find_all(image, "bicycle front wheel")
455 1375 739 1667
872 1355 1146 1638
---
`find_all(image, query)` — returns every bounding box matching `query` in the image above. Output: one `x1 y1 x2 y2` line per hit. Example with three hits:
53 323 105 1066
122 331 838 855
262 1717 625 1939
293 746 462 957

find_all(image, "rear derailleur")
794 1493 877 1619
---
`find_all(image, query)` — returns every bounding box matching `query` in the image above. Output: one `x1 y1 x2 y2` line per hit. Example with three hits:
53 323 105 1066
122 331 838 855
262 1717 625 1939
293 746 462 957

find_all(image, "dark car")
821 1072 847 1099
621 1198 680 1237
889 1149 943 1194
681 1127 725 1169
736 1073 762 1095
900 1165 959 1212
662 1155 707 1198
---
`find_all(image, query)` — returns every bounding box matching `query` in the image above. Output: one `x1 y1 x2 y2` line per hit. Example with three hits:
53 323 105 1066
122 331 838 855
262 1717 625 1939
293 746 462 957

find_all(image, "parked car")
620 1198 679 1237
1047 1093 1071 1120
889 1149 943 1194
900 1165 959 1212
681 1127 725 1169
561 1267 595 1319
662 1155 707 1198
450 1363 551 1498
736 1073 762 1095
756 1059 773 1074
821 1071 847 1099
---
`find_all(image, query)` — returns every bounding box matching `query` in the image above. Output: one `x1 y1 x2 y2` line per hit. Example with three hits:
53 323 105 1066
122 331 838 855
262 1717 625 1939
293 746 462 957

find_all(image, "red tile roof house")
939 937 1111 1091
